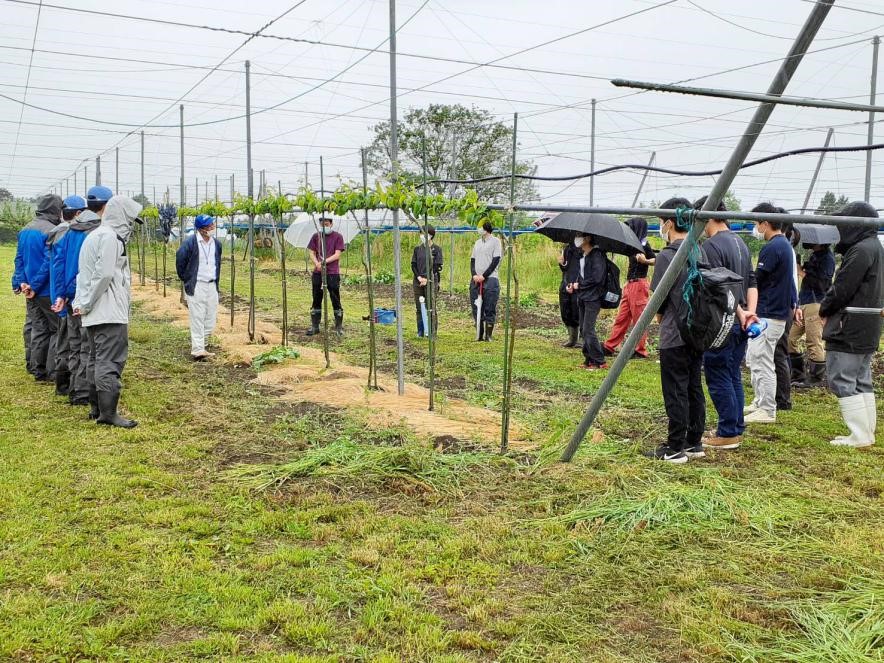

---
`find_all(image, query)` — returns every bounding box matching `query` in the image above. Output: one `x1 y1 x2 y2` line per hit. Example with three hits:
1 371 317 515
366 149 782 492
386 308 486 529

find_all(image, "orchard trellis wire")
27 0 884 460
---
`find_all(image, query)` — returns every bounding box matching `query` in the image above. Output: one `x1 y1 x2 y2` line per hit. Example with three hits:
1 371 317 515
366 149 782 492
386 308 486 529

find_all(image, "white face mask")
573 237 583 247
322 226 332 235
752 225 765 240
658 221 669 243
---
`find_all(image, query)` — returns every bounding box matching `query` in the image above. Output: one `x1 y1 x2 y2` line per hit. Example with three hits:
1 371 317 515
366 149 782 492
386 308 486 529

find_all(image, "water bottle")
746 319 768 339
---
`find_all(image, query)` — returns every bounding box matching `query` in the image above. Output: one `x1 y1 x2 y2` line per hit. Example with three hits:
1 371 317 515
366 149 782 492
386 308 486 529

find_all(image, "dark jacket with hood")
12 194 63 298
411 241 443 283
559 243 582 290
820 202 884 354
625 217 656 280
576 246 607 302
50 211 102 315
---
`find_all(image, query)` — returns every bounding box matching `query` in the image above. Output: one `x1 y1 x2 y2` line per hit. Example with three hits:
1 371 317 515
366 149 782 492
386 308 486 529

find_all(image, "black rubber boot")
334 309 344 337
562 326 578 348
54 370 71 397
484 323 494 342
789 353 805 385
96 390 138 428
305 309 322 336
796 360 826 389
88 385 100 420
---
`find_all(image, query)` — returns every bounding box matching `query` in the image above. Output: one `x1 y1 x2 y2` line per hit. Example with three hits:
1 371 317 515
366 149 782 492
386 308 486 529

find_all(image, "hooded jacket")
11 194 63 297
49 211 102 315
72 197 142 327
820 204 884 354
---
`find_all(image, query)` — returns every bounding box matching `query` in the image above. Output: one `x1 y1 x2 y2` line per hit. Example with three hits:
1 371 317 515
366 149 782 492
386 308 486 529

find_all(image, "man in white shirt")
469 221 503 341
176 214 222 360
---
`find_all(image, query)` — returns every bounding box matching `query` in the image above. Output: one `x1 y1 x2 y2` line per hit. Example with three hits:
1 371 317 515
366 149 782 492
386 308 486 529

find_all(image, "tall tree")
366 104 536 204
816 191 849 215
0 188 13 202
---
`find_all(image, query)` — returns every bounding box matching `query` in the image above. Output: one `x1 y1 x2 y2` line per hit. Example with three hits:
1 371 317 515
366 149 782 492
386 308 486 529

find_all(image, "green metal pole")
500 113 518 453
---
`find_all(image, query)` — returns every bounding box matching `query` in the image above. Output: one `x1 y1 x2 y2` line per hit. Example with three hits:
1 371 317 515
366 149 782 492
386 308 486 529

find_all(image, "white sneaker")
831 395 874 448
744 403 760 416
191 350 212 361
744 409 776 423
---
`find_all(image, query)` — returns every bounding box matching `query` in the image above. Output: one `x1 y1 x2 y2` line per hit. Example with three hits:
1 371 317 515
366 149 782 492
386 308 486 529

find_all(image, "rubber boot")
484 323 494 342
88 385 100 420
795 360 825 389
476 319 484 341
562 326 578 348
54 370 71 397
96 390 138 428
334 310 344 337
863 392 877 442
305 309 321 336
830 395 872 448
789 353 805 385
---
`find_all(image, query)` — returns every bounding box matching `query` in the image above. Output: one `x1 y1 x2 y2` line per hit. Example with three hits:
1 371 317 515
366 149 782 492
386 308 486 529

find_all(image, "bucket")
373 308 397 325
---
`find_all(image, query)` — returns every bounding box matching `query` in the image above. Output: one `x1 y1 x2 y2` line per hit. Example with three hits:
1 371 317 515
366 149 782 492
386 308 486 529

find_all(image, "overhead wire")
6 0 43 181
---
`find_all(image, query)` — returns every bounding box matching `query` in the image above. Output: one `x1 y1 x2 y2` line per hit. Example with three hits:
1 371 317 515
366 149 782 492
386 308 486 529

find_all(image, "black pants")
469 277 500 325
27 297 59 379
67 312 89 400
579 299 605 366
413 280 439 335
660 345 706 451
559 287 580 327
23 304 32 372
311 272 342 313
774 317 792 409
85 323 129 393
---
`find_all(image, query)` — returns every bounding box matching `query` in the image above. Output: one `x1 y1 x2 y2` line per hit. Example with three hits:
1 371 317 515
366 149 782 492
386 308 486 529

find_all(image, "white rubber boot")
863 392 877 443
831 395 873 448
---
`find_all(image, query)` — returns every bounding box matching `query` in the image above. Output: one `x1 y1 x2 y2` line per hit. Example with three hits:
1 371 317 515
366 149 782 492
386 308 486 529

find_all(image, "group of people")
556 196 882 463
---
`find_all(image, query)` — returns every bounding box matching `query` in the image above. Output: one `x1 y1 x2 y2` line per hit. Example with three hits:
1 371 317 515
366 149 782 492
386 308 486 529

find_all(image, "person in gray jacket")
72 195 142 428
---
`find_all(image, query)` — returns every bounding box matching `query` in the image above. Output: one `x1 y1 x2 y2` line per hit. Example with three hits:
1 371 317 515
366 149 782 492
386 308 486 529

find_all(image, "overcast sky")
2 0 883 210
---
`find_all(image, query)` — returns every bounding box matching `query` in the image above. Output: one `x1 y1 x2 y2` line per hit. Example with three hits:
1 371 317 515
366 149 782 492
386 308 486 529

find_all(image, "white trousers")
186 281 219 354
746 318 786 414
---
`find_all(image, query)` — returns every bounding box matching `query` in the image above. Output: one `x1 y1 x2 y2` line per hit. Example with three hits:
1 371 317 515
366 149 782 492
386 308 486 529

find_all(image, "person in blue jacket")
176 214 222 360
50 194 101 404
12 193 63 381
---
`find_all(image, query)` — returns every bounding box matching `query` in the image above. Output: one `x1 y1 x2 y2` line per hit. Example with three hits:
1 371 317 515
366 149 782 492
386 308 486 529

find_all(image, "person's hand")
50 297 66 313
740 310 760 330
418 276 427 286
635 252 648 264
24 288 35 300
565 284 573 294
820 316 827 327
794 307 804 324
571 282 580 291
72 308 81 316
20 283 31 298
557 254 566 266
472 274 482 284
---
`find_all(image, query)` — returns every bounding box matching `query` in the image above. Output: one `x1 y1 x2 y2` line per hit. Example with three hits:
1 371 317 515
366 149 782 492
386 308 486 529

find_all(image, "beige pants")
787 303 825 362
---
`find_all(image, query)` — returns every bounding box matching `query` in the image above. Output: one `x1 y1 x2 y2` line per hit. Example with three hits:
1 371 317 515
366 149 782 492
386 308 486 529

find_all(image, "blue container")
373 308 397 325
746 319 769 339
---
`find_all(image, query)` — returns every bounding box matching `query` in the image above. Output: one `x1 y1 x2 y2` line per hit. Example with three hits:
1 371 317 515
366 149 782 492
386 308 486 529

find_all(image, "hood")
69 210 101 233
35 194 63 225
627 217 648 243
834 201 879 254
46 221 70 246
100 196 142 242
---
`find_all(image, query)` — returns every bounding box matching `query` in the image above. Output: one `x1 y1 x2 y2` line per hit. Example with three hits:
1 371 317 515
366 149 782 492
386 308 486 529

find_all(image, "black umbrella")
535 212 644 256
793 223 840 247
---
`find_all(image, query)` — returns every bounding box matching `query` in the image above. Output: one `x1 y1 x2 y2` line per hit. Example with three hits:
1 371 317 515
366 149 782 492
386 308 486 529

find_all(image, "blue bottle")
746 319 768 339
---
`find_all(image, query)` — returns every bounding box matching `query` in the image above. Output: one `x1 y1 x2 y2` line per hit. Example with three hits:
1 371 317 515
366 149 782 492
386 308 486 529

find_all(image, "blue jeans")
703 329 748 437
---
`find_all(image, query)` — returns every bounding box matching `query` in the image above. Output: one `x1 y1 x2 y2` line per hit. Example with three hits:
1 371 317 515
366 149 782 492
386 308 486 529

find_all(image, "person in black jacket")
820 201 883 448
411 225 443 337
789 237 835 388
558 237 583 347
567 234 607 369
175 214 222 360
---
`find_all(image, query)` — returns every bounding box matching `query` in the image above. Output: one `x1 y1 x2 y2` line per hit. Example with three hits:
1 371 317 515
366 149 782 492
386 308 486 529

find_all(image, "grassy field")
1 242 882 661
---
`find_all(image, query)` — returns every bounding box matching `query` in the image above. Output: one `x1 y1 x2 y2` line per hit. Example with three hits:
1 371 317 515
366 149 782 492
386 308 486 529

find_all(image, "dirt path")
132 283 530 450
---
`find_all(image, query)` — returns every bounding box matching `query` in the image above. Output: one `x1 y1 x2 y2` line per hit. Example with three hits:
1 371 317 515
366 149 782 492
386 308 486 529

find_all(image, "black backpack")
601 255 622 309
676 265 744 352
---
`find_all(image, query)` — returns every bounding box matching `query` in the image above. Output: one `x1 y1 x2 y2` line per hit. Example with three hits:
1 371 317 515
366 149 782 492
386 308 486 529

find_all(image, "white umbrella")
283 213 363 248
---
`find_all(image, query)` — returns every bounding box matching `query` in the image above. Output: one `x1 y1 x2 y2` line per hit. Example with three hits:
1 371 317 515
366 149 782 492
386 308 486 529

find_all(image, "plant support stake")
500 113 519 453
319 156 331 369
389 0 405 396
421 139 436 411
245 60 256 343
866 35 880 201
361 148 379 390
561 0 835 462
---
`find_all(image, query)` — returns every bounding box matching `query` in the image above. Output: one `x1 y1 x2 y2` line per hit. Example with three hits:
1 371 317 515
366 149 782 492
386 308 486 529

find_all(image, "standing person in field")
411 225 443 337
176 214 222 360
773 215 799 411
50 195 101 406
568 234 607 370
820 202 883 448
646 197 706 463
789 238 835 389
694 196 758 452
603 217 655 359
558 235 583 348
470 220 502 342
12 193 64 382
745 203 797 424
72 195 142 429
306 217 345 337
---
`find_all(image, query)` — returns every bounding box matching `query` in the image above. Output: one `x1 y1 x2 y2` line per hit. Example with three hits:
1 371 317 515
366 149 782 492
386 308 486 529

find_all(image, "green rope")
675 207 703 326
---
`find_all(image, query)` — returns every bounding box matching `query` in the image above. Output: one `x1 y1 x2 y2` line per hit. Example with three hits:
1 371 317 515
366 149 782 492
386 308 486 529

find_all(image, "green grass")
1 243 883 661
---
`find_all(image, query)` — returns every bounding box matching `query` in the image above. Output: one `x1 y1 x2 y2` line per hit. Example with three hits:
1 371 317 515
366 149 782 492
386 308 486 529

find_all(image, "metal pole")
140 130 146 285
803 128 834 212
115 146 119 193
865 35 880 201
246 60 256 342
611 78 884 113
389 0 405 395
448 135 457 296
421 139 436 411
96 156 101 186
590 99 596 206
631 152 656 208
501 113 519 453
319 156 331 369
229 173 235 327
361 147 379 390
561 0 835 462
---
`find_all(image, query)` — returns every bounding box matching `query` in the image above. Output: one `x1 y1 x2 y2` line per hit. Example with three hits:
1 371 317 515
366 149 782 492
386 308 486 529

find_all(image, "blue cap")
194 214 215 229
62 195 86 211
86 185 113 203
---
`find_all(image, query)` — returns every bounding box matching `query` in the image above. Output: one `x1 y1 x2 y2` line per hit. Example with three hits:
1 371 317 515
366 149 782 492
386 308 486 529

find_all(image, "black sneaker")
643 445 688 464
683 443 706 459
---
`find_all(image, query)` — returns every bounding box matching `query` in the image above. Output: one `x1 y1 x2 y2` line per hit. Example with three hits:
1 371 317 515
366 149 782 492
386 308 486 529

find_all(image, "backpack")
676 265 744 352
601 255 622 309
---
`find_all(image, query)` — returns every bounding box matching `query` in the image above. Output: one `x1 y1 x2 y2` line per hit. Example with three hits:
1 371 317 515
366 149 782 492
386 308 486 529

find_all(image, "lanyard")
199 237 212 266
